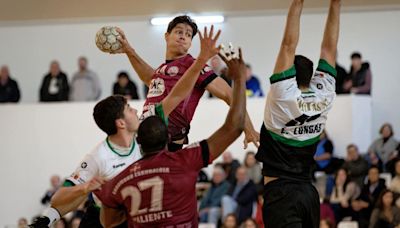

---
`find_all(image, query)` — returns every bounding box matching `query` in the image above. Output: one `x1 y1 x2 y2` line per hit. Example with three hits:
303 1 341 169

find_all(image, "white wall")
1 9 400 226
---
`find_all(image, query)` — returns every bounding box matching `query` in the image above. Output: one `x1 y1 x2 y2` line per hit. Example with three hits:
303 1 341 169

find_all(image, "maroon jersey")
142 54 217 142
95 140 210 228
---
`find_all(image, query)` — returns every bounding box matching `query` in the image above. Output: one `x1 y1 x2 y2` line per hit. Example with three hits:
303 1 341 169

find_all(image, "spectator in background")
222 213 239 228
243 151 262 184
320 199 336 228
54 218 67 228
245 64 263 97
41 175 61 206
366 150 383 172
330 168 360 223
343 52 372 95
342 144 369 188
222 151 241 184
369 123 399 167
389 159 400 194
369 190 400 228
314 130 334 173
18 218 28 228
70 56 101 101
199 166 231 224
320 219 334 228
351 166 386 228
240 218 259 228
0 65 20 103
113 71 139 100
222 166 258 224
39 60 69 102
335 61 349 94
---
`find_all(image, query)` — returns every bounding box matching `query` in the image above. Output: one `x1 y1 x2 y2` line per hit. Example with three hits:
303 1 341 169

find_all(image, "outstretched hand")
197 25 222 61
110 27 134 54
218 45 246 81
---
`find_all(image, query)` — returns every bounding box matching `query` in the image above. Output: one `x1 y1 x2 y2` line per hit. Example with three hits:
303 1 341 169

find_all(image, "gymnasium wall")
0 9 399 226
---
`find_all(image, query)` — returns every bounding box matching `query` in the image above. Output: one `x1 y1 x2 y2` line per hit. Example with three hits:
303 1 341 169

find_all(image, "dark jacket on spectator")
40 72 69 102
342 156 369 188
200 180 230 209
349 62 372 95
0 77 20 103
223 160 241 184
226 179 258 223
113 81 139 100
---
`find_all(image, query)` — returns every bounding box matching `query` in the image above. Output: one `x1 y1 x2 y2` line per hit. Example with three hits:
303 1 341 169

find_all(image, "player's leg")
263 179 303 228
320 0 341 66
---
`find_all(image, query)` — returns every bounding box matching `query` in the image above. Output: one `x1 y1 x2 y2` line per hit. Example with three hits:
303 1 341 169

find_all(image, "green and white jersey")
256 59 336 181
66 138 141 185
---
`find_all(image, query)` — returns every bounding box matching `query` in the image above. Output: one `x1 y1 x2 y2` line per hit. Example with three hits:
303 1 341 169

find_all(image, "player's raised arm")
320 0 341 66
273 0 304 74
112 28 155 86
161 25 221 117
206 48 247 160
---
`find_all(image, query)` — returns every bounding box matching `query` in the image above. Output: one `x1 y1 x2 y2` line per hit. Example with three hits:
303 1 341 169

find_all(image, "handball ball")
95 26 122 53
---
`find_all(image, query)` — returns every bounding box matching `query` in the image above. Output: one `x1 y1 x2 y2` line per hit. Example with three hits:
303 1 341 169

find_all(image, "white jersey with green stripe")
66 138 142 185
255 59 336 181
265 59 336 146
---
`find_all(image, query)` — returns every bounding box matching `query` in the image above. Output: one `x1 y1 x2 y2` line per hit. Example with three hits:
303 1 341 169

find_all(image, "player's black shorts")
263 178 319 228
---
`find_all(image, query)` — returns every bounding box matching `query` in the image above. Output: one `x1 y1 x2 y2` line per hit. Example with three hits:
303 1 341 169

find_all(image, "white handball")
95 26 122 53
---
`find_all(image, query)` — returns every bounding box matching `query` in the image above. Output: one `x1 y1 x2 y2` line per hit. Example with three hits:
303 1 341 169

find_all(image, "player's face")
165 23 193 56
122 103 139 133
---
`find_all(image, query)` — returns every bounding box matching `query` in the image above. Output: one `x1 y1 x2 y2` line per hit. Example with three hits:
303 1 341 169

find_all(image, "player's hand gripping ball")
95 26 122 53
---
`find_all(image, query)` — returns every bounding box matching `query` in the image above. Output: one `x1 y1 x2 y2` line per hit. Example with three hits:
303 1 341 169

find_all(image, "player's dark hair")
167 15 198 38
93 95 126 136
137 116 168 155
294 55 314 88
351 52 362 59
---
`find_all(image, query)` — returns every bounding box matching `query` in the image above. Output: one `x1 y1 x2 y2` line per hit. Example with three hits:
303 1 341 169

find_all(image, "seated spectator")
369 123 399 168
41 175 61 205
222 166 258 224
245 64 263 97
240 218 259 228
0 65 20 103
70 56 101 101
18 217 28 228
243 151 262 184
199 166 230 224
39 60 69 102
254 190 264 228
222 151 241 184
342 144 369 188
320 199 336 228
314 130 334 173
369 189 400 228
351 166 386 228
222 213 239 228
320 219 334 228
390 159 400 195
366 150 383 172
343 52 372 95
335 60 349 94
113 71 139 100
330 168 360 222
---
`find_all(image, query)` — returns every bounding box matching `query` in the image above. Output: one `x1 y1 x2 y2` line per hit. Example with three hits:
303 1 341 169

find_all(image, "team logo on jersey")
147 78 165 98
167 66 179 77
317 83 323 90
113 163 126 169
81 162 87 169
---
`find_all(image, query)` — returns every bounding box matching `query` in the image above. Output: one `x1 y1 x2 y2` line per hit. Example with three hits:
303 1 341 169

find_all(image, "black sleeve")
61 73 70 101
200 140 210 168
11 80 20 102
323 140 334 154
130 81 139 100
200 73 218 89
39 76 47 102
